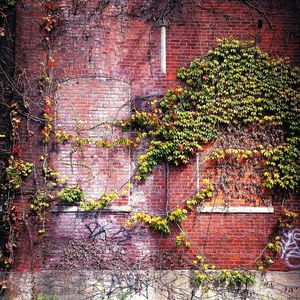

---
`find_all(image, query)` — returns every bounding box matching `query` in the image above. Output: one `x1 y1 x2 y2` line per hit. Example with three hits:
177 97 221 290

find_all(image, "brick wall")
14 0 300 273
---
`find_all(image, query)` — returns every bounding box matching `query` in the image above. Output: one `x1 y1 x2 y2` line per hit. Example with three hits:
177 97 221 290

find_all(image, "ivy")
217 269 255 288
80 190 118 211
58 185 85 205
129 180 214 235
79 183 132 211
122 38 300 193
131 212 171 235
261 143 300 190
186 180 214 209
193 255 255 291
125 38 299 277
5 157 33 190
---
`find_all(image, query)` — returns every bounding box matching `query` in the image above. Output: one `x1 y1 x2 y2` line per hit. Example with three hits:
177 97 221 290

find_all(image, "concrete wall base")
3 270 300 300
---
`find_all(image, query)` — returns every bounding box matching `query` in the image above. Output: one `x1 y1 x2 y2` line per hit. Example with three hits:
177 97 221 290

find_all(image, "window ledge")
52 205 132 213
197 206 274 214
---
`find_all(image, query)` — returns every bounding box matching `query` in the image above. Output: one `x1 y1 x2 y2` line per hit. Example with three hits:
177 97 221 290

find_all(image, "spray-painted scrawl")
280 228 300 268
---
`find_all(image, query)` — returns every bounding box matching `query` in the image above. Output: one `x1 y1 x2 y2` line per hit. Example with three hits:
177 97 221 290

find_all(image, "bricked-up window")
54 78 131 206
167 126 274 214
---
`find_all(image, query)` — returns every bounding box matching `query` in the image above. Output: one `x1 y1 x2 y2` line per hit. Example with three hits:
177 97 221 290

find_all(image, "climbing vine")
0 0 60 283
128 179 214 236
121 38 300 278
45 38 299 277
29 0 60 237
121 38 300 189
0 0 299 297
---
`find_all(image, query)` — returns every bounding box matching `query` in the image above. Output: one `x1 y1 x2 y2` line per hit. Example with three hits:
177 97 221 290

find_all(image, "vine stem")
165 158 169 216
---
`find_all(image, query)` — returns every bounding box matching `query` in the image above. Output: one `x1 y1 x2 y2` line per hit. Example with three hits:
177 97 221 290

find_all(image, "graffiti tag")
280 228 300 268
85 221 132 245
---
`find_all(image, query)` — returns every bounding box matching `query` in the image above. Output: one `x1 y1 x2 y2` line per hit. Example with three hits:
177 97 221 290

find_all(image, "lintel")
197 206 274 214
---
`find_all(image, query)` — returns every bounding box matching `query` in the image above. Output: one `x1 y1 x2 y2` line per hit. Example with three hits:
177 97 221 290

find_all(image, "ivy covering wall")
122 38 300 192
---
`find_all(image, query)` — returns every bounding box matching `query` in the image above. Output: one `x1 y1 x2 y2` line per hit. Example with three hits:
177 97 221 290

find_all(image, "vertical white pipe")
160 25 166 74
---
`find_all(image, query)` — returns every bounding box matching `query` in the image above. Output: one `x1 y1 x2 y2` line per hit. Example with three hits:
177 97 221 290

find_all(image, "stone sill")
51 205 132 213
2 205 274 214
197 206 274 214
51 205 273 214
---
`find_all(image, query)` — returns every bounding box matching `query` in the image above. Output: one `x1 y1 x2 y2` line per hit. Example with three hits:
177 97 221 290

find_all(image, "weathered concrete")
5 270 300 300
